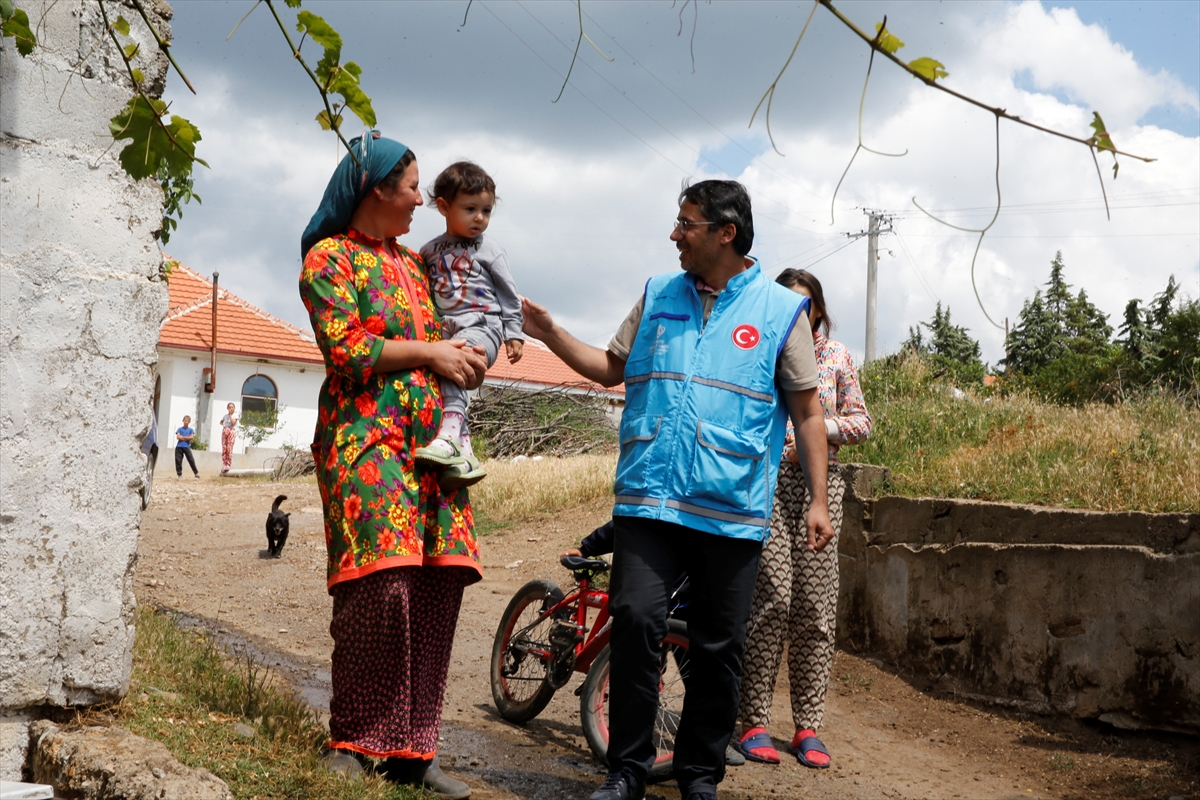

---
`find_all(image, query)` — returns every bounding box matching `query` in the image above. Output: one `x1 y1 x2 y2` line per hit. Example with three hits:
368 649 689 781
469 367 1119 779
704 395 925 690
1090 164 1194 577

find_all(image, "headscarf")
300 131 409 259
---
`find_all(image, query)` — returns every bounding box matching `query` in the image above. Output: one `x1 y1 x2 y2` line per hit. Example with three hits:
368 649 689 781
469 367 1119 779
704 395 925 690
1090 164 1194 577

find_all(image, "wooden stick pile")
270 448 316 480
469 383 618 459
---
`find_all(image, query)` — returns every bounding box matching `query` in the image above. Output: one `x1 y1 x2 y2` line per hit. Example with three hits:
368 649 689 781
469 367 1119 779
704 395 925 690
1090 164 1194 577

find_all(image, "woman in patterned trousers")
735 269 872 769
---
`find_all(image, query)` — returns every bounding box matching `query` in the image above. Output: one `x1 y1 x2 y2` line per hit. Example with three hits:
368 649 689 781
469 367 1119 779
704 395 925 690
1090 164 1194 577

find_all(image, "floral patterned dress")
300 229 482 592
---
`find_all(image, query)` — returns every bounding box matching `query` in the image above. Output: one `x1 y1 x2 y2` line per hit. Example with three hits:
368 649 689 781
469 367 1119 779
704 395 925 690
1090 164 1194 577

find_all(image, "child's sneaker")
414 435 466 467
439 453 487 491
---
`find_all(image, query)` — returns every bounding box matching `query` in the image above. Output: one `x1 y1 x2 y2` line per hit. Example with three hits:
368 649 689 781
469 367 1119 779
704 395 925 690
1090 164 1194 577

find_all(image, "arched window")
241 374 278 427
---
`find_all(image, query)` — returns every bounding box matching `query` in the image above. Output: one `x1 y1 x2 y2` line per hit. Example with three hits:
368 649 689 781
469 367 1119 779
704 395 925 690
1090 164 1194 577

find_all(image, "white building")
154 262 627 473
155 262 324 470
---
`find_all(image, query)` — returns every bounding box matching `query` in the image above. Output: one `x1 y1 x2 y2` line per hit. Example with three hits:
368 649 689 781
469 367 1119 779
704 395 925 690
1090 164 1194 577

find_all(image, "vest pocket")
615 414 662 494
689 420 765 512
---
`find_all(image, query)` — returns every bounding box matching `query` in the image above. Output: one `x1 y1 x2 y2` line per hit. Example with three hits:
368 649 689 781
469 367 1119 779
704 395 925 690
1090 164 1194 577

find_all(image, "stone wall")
0 0 171 779
836 466 1200 733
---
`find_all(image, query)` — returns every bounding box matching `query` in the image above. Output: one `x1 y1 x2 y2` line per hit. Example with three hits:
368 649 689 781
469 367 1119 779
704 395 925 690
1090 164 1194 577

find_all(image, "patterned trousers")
220 427 236 472
738 462 846 732
328 567 466 759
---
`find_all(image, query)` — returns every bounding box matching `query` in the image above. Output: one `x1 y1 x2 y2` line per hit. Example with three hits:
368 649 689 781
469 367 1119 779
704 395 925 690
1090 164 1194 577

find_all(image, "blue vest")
612 263 809 540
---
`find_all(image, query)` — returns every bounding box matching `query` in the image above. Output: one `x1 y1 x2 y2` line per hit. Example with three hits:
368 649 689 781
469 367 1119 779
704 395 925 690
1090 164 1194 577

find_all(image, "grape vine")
752 0 1158 328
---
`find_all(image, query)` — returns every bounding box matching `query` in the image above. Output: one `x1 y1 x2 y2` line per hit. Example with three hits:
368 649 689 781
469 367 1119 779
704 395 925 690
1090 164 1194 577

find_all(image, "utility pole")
865 212 880 363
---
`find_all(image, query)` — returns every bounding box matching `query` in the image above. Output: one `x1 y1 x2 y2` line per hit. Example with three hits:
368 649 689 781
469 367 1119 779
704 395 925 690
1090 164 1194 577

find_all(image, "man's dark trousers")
606 515 762 795
175 446 198 476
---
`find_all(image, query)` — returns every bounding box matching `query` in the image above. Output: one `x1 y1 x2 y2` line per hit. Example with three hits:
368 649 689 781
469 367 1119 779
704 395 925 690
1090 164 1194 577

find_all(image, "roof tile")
159 261 324 364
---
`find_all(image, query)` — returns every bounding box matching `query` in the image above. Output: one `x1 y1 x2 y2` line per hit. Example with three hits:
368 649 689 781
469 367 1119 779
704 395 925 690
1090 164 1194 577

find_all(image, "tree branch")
818 0 1155 163
262 0 359 165
97 0 195 162
129 0 195 94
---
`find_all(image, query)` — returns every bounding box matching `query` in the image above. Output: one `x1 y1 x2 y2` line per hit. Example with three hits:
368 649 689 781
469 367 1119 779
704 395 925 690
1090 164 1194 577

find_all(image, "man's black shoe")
588 767 645 800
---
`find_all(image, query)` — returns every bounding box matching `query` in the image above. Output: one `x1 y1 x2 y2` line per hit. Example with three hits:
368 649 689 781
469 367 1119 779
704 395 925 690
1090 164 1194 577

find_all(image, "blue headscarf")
300 131 409 259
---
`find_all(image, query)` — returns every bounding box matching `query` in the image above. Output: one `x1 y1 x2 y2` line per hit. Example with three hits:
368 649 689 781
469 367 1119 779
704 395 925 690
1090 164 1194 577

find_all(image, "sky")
159 0 1200 366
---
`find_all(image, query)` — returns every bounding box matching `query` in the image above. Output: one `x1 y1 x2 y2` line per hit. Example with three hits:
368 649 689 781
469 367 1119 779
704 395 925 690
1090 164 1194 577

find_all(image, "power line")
511 1 831 234
580 7 841 213
893 229 940 305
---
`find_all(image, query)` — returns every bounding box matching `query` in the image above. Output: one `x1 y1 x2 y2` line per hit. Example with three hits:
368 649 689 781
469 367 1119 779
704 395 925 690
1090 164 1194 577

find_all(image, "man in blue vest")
522 180 832 800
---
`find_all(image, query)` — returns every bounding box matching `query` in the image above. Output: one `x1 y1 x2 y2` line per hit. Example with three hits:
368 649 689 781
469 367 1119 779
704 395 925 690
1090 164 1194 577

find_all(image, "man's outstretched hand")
521 296 556 341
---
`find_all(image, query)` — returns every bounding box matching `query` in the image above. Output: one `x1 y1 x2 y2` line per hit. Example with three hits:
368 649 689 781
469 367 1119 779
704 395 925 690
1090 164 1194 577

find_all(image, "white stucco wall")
0 0 171 779
155 350 323 454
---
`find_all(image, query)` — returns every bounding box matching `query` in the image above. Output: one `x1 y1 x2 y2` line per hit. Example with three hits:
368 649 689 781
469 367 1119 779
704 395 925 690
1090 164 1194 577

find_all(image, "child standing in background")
219 402 238 474
418 162 524 488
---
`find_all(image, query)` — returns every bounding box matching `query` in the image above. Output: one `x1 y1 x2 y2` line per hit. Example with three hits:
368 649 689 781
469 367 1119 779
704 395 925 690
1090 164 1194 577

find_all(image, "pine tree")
1044 251 1073 320
1117 298 1153 365
1003 292 1061 372
904 302 986 382
1065 287 1113 356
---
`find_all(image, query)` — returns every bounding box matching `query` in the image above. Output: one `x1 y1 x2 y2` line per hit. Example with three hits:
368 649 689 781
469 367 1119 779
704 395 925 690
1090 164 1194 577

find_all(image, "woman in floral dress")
299 132 488 799
735 269 872 771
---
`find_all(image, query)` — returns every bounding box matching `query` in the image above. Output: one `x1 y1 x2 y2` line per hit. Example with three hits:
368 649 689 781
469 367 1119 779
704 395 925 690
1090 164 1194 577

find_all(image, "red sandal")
735 727 781 764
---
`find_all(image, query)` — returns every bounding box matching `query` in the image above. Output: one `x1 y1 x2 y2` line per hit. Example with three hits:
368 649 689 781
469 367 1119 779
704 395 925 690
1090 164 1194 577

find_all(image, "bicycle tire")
490 578 566 724
579 618 689 783
141 446 158 510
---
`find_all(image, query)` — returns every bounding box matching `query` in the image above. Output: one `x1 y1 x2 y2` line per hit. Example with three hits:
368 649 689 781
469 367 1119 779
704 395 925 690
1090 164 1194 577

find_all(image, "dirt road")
137 476 1197 800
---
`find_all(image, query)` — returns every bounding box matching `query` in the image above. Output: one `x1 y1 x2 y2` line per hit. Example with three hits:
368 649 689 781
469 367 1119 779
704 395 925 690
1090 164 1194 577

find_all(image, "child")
418 162 524 488
175 415 200 479
219 402 238 474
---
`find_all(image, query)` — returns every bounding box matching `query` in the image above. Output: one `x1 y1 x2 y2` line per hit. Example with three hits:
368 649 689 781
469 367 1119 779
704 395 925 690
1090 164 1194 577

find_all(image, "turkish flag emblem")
732 324 761 350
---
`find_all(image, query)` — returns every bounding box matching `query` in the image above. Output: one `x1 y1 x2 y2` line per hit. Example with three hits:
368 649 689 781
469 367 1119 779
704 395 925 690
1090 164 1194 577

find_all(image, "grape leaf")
1087 112 1120 178
909 57 947 81
113 14 130 36
315 109 343 131
124 42 139 59
284 0 303 7
0 1 15 20
1088 111 1115 153
295 10 342 85
1 6 36 56
329 60 376 126
874 22 904 55
109 96 206 181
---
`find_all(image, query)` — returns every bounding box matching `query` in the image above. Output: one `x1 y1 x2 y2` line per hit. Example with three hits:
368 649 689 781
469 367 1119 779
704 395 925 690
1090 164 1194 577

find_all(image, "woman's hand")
561 548 583 558
427 340 489 389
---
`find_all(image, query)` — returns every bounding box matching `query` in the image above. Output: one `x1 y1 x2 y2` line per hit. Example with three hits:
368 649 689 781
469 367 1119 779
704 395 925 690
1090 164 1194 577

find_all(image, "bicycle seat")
561 555 610 572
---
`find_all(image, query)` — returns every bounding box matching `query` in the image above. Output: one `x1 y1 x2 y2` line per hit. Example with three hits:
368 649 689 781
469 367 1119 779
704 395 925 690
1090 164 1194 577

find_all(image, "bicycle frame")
515 573 612 676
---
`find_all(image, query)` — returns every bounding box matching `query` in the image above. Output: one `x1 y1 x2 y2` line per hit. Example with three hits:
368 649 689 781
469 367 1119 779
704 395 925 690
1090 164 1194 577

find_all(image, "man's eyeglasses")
673 218 719 232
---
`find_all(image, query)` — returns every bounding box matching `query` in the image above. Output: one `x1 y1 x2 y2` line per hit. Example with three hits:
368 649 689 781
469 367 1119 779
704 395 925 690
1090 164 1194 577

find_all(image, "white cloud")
161 1 1198 371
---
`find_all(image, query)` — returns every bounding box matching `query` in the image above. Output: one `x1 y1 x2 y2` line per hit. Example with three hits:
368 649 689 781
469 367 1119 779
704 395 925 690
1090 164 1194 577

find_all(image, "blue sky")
159 0 1199 367
1051 0 1199 133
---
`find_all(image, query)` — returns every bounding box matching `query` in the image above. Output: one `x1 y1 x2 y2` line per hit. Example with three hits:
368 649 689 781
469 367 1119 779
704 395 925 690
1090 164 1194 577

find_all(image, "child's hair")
428 161 497 204
776 268 833 336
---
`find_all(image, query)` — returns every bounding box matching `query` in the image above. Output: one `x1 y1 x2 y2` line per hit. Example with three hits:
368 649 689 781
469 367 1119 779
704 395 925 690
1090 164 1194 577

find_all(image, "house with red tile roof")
155 262 324 462
482 338 625 400
155 262 623 468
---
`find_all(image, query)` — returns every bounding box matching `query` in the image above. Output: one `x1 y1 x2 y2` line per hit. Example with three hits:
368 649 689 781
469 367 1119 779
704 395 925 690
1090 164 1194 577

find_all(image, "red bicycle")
489 555 690 782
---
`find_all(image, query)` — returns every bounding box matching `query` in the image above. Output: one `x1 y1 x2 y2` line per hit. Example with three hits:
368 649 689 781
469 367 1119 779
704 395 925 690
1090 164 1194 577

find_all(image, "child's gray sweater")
420 233 524 342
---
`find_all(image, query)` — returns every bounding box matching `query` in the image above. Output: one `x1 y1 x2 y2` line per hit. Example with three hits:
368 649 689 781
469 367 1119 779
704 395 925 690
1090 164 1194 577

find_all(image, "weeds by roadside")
472 453 617 522
856 357 1199 513
120 606 427 799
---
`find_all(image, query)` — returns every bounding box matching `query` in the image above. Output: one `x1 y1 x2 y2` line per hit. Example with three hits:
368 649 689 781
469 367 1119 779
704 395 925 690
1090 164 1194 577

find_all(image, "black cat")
266 495 290 558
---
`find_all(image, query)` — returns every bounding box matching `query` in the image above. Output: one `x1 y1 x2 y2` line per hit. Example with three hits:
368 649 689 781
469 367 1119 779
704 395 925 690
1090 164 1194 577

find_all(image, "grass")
118 606 427 800
471 453 617 522
853 356 1200 513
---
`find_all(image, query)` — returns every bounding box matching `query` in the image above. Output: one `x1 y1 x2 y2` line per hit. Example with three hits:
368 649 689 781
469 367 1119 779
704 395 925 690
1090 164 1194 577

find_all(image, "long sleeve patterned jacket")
782 331 872 467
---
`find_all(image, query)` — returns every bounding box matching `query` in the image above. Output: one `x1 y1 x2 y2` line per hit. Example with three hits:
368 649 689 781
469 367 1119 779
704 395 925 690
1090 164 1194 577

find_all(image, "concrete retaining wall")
836 465 1200 733
0 0 172 779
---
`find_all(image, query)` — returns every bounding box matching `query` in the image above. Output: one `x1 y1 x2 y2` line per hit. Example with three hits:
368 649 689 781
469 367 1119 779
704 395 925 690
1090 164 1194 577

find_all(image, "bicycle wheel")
490 578 566 724
579 618 689 783
140 446 158 510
